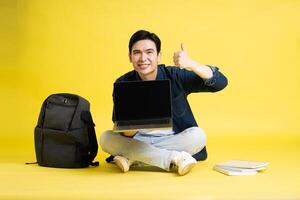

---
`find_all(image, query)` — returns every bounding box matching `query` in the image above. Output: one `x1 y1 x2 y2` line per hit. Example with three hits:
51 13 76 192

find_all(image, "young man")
100 30 228 175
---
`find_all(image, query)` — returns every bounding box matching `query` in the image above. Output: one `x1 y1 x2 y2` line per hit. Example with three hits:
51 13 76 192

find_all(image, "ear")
157 52 162 63
129 53 132 63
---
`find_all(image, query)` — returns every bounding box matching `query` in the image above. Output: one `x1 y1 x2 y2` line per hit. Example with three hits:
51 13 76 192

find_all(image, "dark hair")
128 30 161 54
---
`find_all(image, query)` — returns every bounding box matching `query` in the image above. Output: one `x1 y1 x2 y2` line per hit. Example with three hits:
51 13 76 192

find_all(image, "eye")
147 51 154 55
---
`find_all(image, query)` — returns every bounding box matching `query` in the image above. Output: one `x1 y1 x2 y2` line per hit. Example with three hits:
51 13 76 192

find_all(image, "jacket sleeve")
176 65 228 95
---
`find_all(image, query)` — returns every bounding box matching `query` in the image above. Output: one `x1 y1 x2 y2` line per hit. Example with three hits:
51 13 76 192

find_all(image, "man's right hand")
121 131 137 137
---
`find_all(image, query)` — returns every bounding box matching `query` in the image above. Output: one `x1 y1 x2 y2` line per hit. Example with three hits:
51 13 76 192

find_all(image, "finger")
173 58 179 65
174 58 181 66
173 57 180 63
173 57 178 64
173 54 179 62
174 51 181 57
181 43 186 52
173 54 179 60
173 59 178 66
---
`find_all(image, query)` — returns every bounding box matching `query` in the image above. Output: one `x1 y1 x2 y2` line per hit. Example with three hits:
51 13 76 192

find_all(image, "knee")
186 127 207 147
99 130 113 152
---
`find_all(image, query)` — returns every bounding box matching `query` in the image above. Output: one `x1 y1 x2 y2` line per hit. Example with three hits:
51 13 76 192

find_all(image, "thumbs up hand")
173 43 194 68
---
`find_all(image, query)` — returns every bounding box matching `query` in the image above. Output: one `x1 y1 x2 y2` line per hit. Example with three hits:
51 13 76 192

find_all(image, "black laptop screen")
113 80 171 121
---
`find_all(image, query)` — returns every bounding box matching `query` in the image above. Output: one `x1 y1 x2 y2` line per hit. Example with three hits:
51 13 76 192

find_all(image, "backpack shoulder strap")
81 111 99 166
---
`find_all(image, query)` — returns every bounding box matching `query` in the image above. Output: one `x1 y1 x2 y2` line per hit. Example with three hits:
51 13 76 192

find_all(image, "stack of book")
213 160 269 176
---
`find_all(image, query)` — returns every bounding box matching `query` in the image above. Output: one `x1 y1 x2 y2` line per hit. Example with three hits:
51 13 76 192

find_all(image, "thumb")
181 43 187 52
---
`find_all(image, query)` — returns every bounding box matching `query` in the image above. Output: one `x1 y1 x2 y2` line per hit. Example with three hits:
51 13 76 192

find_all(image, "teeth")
139 64 149 68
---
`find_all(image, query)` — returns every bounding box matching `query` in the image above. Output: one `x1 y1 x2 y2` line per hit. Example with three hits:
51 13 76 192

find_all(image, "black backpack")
33 93 99 168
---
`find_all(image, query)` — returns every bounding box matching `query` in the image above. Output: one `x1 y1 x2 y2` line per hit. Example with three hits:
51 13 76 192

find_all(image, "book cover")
213 166 258 176
216 160 269 169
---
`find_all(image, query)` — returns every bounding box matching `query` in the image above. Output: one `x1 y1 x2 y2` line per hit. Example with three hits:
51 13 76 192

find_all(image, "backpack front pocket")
35 128 81 168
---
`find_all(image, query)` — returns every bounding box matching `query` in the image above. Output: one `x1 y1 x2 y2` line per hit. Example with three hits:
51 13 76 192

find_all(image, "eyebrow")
132 48 155 53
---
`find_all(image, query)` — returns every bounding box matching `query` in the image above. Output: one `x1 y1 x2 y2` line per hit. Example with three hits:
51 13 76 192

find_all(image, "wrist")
190 61 213 80
189 60 206 71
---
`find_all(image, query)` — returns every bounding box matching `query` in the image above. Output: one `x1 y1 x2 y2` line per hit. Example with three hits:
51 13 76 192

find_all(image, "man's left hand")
173 43 213 79
173 43 194 68
121 131 137 137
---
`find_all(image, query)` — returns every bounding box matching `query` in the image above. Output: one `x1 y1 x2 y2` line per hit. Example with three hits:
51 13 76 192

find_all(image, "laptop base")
113 122 173 133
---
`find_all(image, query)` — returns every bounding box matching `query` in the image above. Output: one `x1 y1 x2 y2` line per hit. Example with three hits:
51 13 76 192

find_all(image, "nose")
139 52 147 62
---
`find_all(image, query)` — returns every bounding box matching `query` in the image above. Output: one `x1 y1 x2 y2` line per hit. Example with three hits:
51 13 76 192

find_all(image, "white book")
219 165 267 172
216 160 269 169
213 166 258 176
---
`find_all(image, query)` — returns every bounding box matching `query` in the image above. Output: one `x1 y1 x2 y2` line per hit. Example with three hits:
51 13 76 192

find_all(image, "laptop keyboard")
117 119 170 126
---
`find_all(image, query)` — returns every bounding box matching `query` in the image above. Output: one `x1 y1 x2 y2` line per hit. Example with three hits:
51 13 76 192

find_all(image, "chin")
135 66 150 73
134 64 157 77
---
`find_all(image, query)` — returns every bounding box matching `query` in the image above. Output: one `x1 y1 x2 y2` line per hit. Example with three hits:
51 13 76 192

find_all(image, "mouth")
137 64 150 70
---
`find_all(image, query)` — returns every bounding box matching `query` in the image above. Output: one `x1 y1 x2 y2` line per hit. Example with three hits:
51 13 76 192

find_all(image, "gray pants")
100 127 206 171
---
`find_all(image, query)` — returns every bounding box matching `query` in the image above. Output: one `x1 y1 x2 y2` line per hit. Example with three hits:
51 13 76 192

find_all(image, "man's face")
129 39 161 78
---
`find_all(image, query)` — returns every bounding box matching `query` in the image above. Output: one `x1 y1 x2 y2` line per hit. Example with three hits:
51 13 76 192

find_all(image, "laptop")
112 80 173 132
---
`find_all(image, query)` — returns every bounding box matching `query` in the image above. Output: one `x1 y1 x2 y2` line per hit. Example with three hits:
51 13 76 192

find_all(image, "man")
100 30 228 175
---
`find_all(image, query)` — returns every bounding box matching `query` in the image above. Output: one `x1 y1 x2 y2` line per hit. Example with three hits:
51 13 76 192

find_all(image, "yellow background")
0 0 300 199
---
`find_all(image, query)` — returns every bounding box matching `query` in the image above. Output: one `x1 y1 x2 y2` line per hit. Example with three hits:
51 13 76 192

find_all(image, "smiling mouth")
138 64 150 69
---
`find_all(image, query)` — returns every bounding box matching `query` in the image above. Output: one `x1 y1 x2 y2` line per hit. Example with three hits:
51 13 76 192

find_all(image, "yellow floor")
1 133 300 200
